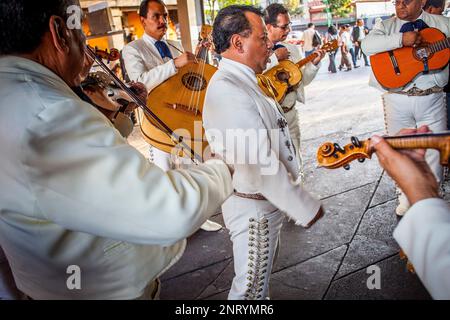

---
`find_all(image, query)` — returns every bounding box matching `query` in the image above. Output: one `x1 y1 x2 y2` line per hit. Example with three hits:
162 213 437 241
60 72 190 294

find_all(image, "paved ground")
126 56 437 300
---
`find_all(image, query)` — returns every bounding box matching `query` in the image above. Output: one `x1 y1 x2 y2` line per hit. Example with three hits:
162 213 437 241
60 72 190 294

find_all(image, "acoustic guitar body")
263 60 303 102
141 62 217 156
370 28 450 90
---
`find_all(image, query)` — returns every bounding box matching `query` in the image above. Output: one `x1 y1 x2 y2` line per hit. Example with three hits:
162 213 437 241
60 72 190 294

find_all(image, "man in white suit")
263 3 325 178
0 0 233 299
371 125 450 299
361 1 450 216
203 5 324 300
122 0 222 231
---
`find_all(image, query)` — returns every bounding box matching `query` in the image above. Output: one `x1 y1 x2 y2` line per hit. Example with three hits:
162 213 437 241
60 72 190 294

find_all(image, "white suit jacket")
266 42 320 108
0 56 233 299
361 11 450 91
393 198 450 299
122 34 182 92
203 58 321 226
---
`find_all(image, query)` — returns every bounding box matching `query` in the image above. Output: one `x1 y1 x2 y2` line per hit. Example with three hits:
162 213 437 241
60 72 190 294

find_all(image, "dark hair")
423 0 445 10
307 22 314 28
356 18 364 23
328 25 337 35
263 3 288 25
0 0 73 55
139 0 166 18
212 5 263 54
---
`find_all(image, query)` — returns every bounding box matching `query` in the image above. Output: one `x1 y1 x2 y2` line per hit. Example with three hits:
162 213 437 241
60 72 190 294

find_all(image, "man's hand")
311 49 326 65
402 31 422 47
274 47 290 61
174 52 197 69
127 81 147 113
370 125 439 206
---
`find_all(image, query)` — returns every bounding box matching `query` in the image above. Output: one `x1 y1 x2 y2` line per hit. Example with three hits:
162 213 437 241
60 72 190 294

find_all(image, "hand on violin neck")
371 126 439 206
128 81 148 103
174 52 197 69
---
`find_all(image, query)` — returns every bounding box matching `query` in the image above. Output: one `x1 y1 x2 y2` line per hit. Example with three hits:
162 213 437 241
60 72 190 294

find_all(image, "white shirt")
362 11 450 91
394 198 450 299
357 26 366 41
302 28 316 52
203 58 321 226
0 56 233 299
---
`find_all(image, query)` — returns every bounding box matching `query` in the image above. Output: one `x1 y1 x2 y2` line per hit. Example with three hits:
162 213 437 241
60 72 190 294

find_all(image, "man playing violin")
122 0 222 232
0 0 233 299
263 3 325 179
361 0 450 216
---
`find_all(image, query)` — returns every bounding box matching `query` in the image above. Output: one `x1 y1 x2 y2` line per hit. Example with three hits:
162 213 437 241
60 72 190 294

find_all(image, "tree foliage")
327 0 353 18
283 0 304 16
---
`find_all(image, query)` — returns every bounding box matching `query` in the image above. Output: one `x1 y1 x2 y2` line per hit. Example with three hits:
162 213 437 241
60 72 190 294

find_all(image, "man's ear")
140 16 146 28
230 34 244 53
49 15 70 53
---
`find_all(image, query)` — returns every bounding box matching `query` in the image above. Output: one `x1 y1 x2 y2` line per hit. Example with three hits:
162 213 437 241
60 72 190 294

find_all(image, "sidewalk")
128 59 435 300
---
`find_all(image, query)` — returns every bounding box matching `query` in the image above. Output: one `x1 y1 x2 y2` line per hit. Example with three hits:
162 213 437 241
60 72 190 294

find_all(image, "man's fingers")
416 125 431 134
371 135 397 164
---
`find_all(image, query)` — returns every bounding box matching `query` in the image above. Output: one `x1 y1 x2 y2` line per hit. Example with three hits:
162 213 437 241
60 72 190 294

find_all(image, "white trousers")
222 195 284 300
382 92 446 184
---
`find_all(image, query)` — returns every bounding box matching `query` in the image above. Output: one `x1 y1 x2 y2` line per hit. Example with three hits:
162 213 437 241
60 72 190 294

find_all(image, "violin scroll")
317 137 372 170
87 45 120 62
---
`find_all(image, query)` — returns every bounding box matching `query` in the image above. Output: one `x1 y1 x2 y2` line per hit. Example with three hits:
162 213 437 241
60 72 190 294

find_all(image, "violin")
317 132 450 170
88 45 120 63
81 71 132 113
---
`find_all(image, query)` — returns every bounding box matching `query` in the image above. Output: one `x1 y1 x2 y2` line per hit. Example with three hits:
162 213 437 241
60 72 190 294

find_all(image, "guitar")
140 25 216 157
262 40 338 103
316 132 450 170
370 27 450 90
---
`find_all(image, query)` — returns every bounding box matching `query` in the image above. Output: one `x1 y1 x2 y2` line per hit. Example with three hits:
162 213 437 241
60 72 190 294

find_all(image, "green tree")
283 0 304 16
205 0 255 24
327 0 353 18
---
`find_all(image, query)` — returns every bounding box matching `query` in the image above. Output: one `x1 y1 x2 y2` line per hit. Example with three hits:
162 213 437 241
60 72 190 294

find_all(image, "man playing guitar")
361 0 450 216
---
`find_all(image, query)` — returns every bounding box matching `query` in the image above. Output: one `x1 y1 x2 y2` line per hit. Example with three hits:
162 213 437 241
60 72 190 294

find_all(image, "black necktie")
154 40 173 59
399 19 429 33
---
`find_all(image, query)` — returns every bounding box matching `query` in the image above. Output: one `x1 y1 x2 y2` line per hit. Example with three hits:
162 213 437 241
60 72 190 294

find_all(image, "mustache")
157 24 167 30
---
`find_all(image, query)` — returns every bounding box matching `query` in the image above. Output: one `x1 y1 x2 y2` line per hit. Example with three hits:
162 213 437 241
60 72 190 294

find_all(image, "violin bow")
85 46 203 163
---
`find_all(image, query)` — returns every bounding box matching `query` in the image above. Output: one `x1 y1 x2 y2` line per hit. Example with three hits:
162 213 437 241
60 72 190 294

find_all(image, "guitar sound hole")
182 72 207 91
276 71 289 83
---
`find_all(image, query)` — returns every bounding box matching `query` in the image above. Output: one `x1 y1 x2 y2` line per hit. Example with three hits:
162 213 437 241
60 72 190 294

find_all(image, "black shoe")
345 68 352 72
365 64 370 67
338 65 343 71
354 65 360 68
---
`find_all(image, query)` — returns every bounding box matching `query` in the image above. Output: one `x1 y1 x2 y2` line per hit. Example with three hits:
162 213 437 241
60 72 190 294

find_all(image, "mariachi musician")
263 3 325 178
361 0 450 216
122 0 222 231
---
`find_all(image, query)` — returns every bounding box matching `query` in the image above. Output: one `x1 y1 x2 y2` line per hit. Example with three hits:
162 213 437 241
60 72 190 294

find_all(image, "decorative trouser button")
244 216 274 300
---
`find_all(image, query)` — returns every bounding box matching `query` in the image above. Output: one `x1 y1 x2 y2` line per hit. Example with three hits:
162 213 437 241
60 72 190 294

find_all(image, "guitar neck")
296 53 317 69
429 37 450 54
382 132 450 153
